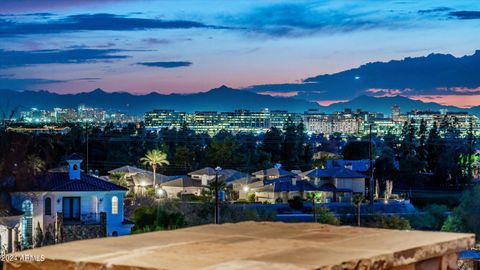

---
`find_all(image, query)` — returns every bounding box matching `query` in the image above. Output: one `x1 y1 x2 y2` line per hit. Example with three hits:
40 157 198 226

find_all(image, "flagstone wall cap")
4 221 475 270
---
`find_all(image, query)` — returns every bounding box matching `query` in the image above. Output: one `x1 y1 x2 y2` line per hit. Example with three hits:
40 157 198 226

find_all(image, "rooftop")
13 172 127 192
5 222 474 270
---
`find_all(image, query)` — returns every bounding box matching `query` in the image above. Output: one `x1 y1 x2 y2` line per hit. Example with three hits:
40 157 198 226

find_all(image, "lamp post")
214 166 222 224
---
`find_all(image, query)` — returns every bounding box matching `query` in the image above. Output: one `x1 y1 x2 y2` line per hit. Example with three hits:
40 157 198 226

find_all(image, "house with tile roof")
108 165 172 194
159 176 203 198
9 154 134 248
252 176 320 203
252 167 297 180
300 167 367 202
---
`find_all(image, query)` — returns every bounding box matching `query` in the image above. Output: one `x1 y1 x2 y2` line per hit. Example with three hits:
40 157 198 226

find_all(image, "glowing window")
112 196 118 214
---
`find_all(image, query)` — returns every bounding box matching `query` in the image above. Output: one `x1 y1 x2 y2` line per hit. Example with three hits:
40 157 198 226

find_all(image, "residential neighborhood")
2 1 480 269
0 149 391 255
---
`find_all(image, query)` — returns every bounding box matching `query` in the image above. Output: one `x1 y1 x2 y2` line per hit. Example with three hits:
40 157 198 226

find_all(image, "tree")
399 119 417 160
261 127 282 164
374 147 396 188
441 186 480 238
315 206 340 225
109 172 128 187
140 149 170 191
426 122 442 173
24 154 45 176
342 141 376 160
397 119 426 186
172 146 196 174
464 122 476 180
417 119 428 165
34 222 44 248
205 132 241 168
281 118 300 169
43 225 55 246
352 194 364 226
312 151 340 169
307 192 322 222
384 180 393 202
203 179 226 201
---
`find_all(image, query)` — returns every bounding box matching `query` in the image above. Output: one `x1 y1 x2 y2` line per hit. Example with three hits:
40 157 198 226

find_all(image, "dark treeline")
373 118 477 189
0 118 315 179
0 116 477 190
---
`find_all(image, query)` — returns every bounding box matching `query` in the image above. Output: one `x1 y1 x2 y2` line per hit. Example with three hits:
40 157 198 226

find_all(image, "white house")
9 154 134 248
0 192 23 254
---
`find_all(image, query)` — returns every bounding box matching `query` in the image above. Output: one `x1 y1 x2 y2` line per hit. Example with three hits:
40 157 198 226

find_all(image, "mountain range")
0 86 320 116
1 86 478 117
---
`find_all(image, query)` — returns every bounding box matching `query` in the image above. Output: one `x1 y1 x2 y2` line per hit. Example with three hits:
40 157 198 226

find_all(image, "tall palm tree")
140 150 169 194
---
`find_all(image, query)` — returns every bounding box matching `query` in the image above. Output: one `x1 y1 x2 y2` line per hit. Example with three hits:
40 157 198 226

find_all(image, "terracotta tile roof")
15 172 127 192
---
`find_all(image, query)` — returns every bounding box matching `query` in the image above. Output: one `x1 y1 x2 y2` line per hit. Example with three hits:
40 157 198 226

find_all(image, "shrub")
146 187 156 196
131 202 186 233
275 197 284 203
288 196 303 210
247 192 256 203
441 186 480 239
220 204 277 223
363 215 411 230
178 193 200 201
409 204 449 230
34 222 43 248
315 206 341 225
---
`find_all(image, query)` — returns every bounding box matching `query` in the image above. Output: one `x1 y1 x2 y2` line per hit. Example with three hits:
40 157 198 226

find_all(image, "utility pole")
86 122 89 173
369 124 374 211
214 166 222 224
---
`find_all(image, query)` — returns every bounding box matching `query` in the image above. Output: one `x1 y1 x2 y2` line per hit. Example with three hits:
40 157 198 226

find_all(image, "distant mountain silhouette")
1 86 477 118
0 86 322 116
247 50 480 101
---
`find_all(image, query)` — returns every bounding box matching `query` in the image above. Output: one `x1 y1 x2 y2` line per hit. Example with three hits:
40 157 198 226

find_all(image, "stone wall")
56 212 106 243
61 224 105 242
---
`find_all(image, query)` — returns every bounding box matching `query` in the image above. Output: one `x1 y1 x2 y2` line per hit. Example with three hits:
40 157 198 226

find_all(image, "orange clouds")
409 95 480 108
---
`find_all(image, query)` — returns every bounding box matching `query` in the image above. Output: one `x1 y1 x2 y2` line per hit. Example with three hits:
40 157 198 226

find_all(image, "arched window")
22 200 33 248
111 196 118 214
44 197 52 216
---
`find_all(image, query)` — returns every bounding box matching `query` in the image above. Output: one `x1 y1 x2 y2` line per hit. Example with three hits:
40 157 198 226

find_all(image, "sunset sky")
1 0 480 107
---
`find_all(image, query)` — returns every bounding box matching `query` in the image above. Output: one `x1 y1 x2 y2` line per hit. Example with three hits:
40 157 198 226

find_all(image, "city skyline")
1 0 480 108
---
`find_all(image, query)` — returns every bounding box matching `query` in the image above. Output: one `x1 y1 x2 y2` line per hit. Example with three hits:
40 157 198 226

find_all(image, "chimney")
292 177 297 186
66 153 83 180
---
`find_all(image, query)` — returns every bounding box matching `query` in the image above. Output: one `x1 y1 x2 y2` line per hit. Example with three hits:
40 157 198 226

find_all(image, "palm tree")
24 155 45 176
352 194 365 227
140 150 169 194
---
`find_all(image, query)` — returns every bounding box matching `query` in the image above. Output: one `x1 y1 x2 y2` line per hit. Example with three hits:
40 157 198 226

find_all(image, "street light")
214 166 222 224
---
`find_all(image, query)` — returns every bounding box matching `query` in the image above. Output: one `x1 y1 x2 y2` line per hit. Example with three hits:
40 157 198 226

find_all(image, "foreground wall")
4 221 475 270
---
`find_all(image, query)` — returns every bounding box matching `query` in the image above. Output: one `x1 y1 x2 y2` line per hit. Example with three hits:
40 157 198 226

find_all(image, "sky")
1 0 480 107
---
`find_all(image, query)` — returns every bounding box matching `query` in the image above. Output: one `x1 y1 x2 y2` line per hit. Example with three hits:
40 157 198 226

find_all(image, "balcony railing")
62 212 100 225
